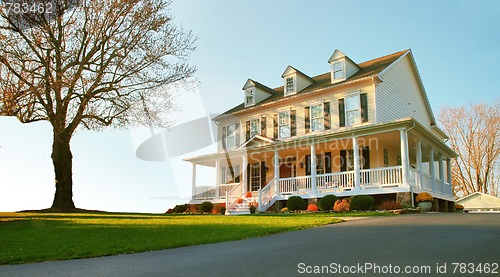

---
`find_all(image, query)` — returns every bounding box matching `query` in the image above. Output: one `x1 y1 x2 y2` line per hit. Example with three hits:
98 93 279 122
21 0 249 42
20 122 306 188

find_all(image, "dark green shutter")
305 155 311 176
245 120 250 140
362 147 370 169
273 114 278 139
222 126 227 149
291 110 296 137
325 152 332 173
261 117 266 137
340 150 347 172
234 165 241 183
235 123 240 146
324 102 331 130
260 161 266 188
246 164 251 191
304 106 310 133
339 99 345 127
360 93 368 123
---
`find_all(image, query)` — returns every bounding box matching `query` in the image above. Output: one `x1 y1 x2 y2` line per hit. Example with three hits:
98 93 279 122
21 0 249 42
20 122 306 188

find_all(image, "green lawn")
0 212 352 265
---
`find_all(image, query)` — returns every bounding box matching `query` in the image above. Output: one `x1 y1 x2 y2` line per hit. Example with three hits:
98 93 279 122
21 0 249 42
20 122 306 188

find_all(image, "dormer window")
285 76 296 96
245 88 255 106
333 61 344 80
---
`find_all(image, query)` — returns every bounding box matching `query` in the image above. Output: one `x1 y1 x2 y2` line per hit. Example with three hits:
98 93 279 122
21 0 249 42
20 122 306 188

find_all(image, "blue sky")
1 0 499 213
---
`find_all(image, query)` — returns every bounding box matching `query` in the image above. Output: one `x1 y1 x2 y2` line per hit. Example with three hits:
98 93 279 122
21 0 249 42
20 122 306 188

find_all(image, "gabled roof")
216 49 409 120
456 192 500 203
236 134 274 150
281 65 315 82
242 79 276 95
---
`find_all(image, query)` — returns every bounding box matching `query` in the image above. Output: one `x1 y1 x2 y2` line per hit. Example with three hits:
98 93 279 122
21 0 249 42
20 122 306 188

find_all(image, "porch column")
439 154 445 194
446 158 453 196
274 150 280 194
353 137 360 189
191 163 197 201
311 142 317 193
215 159 221 199
242 155 248 194
416 139 423 189
399 129 410 186
429 148 435 191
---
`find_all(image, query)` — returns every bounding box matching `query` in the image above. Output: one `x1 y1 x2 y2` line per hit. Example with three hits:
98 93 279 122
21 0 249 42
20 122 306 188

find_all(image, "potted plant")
416 192 433 212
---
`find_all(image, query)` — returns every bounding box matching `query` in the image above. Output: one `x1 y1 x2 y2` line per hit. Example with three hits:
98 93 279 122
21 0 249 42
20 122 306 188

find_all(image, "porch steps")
225 196 257 215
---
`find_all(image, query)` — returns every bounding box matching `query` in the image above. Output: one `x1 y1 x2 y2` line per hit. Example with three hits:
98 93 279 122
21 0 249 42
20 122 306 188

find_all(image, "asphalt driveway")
1 213 499 276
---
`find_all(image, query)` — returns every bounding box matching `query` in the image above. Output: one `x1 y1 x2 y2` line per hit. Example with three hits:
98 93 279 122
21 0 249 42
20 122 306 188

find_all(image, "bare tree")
0 0 196 211
439 99 500 197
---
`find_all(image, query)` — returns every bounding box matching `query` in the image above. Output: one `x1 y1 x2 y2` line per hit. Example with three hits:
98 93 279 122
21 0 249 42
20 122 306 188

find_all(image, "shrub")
333 199 350 212
172 204 189 213
307 204 319 211
350 195 375 211
281 207 289 212
287 196 307 211
200 201 214 213
455 204 464 210
318 195 338 211
416 192 433 203
212 203 226 215
249 205 256 214
219 206 226 215
377 201 402 210
186 204 201 213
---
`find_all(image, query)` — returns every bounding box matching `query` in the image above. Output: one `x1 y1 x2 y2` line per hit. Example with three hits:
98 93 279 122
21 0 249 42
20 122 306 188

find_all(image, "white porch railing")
257 178 276 212
316 171 355 192
360 166 402 188
279 176 312 194
225 181 244 208
194 186 215 200
409 168 452 197
218 183 239 199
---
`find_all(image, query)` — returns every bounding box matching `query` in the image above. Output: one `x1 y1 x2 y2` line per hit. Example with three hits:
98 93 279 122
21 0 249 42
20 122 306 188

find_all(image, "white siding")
376 55 432 128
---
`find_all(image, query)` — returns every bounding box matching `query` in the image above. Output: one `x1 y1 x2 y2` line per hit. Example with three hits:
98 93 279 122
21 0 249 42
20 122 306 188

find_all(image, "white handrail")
258 178 276 212
226 180 244 208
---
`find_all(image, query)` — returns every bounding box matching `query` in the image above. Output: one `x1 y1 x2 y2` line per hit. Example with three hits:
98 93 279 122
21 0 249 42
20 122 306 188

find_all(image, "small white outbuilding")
456 192 500 213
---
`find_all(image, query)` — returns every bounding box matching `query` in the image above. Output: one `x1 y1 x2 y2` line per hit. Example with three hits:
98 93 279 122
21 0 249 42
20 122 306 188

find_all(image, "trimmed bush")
333 199 350 212
307 204 319 211
287 196 307 211
172 204 189 213
249 205 256 214
200 201 214 213
318 195 338 211
350 195 375 211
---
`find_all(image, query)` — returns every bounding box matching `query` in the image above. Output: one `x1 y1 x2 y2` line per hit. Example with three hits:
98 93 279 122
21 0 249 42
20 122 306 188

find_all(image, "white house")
456 192 500 213
184 49 457 214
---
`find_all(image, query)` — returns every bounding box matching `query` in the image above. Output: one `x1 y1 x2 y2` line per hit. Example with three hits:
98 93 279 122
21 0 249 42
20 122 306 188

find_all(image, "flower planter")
417 201 432 212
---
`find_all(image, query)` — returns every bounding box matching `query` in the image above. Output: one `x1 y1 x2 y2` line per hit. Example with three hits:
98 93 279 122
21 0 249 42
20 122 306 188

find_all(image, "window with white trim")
278 110 291 139
224 123 238 148
250 118 260 137
310 103 324 132
245 88 255 106
285 76 295 96
250 162 261 191
346 94 361 126
333 61 344 80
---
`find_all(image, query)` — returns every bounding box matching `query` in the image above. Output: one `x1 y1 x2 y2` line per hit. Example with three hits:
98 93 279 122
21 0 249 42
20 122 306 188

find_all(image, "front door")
280 163 293 178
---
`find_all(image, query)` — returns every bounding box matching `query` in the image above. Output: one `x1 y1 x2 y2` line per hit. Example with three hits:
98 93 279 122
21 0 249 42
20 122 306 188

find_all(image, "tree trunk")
50 132 76 211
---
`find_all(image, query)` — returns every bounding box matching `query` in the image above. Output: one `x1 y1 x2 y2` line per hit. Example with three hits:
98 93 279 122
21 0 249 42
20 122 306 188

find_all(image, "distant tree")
0 0 196 211
439 99 500 197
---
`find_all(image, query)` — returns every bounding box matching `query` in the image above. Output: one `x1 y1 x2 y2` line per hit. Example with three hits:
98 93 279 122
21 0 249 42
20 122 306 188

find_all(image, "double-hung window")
245 88 255 106
333 61 344 80
310 103 324 132
339 92 367 127
279 111 291 139
223 123 239 149
285 76 295 96
250 118 260 137
346 94 361 126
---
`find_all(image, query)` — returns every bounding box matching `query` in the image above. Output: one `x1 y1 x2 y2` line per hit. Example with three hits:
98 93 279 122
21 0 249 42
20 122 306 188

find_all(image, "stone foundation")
396 192 412 207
